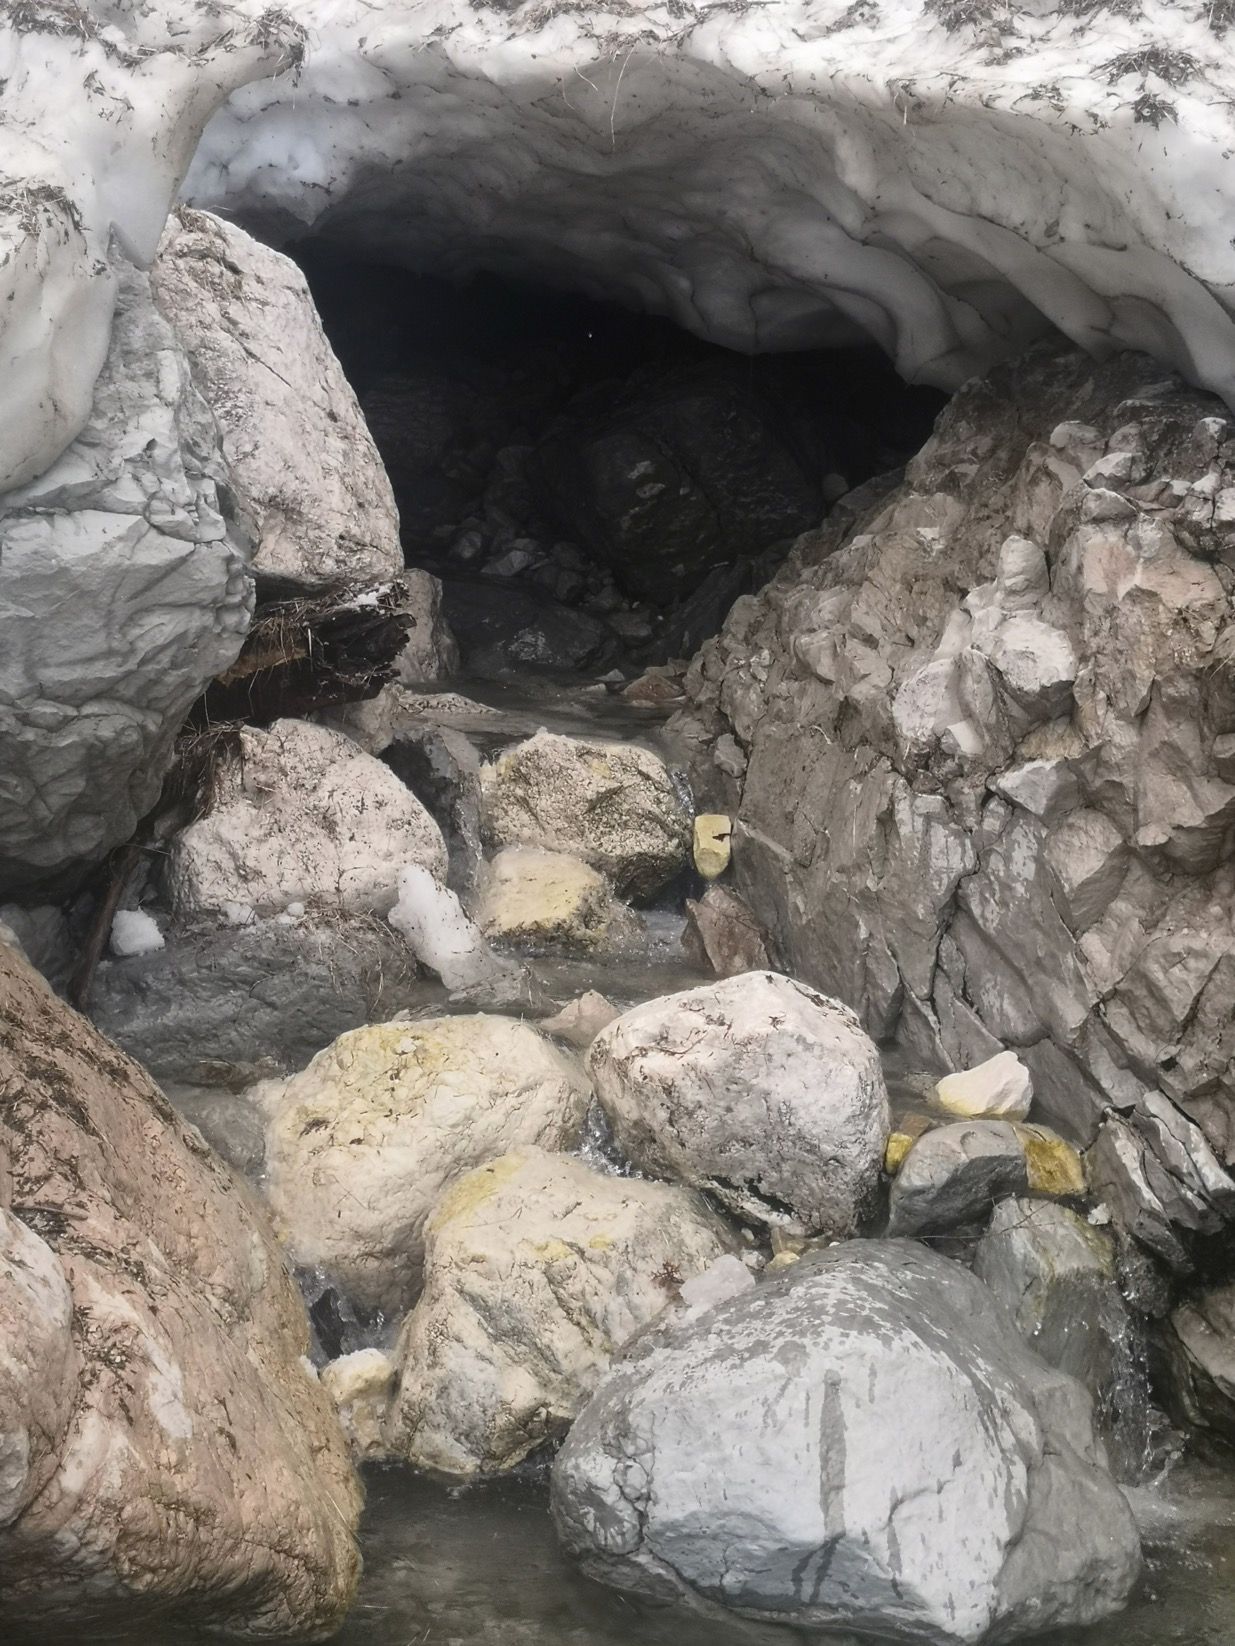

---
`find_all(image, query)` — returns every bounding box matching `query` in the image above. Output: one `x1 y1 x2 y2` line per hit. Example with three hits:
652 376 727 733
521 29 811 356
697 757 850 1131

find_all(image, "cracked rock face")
152 207 403 591
552 1240 1141 1645
0 941 362 1636
588 971 889 1238
671 344 1235 1259
0 263 253 898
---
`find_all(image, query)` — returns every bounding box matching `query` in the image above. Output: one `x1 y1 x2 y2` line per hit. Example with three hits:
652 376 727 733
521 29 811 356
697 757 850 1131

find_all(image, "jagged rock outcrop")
553 1241 1142 1645
152 207 402 591
671 344 1235 1262
0 264 253 898
0 941 361 1636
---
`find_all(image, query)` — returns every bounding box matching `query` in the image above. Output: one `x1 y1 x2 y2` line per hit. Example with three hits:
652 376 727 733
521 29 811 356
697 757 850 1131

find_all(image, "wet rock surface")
552 1240 1142 1645
0 942 361 1636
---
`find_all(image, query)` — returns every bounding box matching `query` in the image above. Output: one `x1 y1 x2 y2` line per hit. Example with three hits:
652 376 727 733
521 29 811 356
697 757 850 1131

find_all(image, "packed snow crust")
0 0 305 491
184 0 1235 400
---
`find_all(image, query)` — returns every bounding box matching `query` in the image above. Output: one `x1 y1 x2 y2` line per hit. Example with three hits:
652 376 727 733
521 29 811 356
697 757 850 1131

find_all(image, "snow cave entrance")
294 249 948 676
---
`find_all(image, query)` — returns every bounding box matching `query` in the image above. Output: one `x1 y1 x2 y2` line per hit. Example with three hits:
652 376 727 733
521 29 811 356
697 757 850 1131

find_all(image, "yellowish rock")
765 1251 800 1273
693 814 732 879
884 1112 935 1173
476 845 637 953
933 1050 1032 1121
1015 1124 1086 1197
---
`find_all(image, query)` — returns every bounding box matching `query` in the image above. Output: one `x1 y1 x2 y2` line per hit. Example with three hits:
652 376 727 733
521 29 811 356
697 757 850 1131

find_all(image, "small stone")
692 813 732 879
884 1111 935 1174
682 884 769 977
765 1251 800 1273
933 1050 1032 1121
540 990 621 1049
320 1348 396 1461
887 1120 1029 1237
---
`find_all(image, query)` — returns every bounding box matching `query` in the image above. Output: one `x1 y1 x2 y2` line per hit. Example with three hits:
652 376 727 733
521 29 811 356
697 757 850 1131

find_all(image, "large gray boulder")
0 264 252 897
589 972 889 1239
0 941 361 1636
672 345 1235 1263
552 1241 1141 1645
151 207 402 591
89 910 431 1088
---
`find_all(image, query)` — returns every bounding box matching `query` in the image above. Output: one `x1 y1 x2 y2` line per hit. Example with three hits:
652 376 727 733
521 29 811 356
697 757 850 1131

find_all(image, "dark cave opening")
294 249 948 676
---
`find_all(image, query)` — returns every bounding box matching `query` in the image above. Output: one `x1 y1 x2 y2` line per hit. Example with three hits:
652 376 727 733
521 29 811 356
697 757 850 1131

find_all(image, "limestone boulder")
386 1146 734 1477
263 1015 591 1312
589 972 889 1238
321 1348 397 1462
0 264 252 897
164 718 447 922
552 1241 1141 1644
477 846 639 954
152 207 401 591
0 944 361 1636
888 1121 1029 1238
480 731 690 902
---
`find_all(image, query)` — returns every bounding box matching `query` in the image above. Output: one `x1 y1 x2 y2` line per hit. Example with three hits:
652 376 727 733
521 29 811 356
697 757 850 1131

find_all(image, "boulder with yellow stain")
263 1015 591 1313
1015 1124 1086 1197
692 814 732 880
479 730 690 901
320 1348 397 1461
385 1146 734 1477
476 846 639 954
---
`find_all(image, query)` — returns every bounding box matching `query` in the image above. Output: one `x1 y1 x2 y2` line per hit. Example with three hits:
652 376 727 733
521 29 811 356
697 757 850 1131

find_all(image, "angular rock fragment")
888 1120 1029 1237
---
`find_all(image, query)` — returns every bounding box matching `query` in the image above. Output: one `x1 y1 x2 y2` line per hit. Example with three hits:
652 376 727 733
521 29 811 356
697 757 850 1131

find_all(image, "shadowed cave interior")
293 248 949 675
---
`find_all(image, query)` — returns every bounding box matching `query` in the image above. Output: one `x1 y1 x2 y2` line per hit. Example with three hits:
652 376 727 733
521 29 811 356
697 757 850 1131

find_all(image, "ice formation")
185 0 1235 401
0 0 306 491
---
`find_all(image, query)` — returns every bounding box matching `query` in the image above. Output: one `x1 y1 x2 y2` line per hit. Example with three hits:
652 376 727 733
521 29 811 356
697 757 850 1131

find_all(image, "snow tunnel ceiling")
181 0 1235 400
5 0 1235 500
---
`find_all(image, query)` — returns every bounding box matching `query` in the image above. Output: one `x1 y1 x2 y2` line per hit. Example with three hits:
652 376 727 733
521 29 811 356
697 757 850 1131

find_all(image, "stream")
73 670 1235 1646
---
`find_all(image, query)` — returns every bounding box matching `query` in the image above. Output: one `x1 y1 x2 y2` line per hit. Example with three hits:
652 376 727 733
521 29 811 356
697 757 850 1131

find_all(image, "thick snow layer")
185 0 1235 401
0 1 306 490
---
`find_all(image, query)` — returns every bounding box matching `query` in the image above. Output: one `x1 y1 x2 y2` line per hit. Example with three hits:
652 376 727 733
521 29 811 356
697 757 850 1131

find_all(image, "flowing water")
45 673 1235 1646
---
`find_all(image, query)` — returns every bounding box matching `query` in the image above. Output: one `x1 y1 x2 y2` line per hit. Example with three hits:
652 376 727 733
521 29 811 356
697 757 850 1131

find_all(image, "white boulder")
164 718 447 921
588 972 889 1237
152 207 402 590
263 1015 591 1312
480 732 690 902
934 1050 1033 1121
386 1146 734 1477
552 1242 1142 1644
